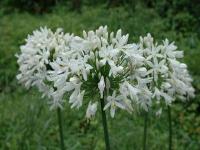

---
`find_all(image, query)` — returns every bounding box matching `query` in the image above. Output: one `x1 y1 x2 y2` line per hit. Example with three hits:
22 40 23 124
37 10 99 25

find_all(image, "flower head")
138 33 195 113
43 26 148 117
16 27 74 107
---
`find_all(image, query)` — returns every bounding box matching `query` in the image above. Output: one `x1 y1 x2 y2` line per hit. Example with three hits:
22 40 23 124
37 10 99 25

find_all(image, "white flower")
108 61 123 76
119 81 140 102
86 101 98 119
50 90 65 110
153 87 173 105
146 58 167 81
104 91 125 118
98 76 105 98
162 39 183 59
70 90 85 109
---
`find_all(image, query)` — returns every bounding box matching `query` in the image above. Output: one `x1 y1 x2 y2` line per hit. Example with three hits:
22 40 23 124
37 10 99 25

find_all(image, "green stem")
57 108 65 150
168 106 172 150
100 98 110 150
143 111 148 150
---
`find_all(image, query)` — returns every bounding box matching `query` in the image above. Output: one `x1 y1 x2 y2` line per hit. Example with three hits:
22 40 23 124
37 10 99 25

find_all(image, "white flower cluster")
16 26 195 118
139 34 195 113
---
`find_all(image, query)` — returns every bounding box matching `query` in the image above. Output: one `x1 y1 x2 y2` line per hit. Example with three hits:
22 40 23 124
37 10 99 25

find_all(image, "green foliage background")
0 1 200 149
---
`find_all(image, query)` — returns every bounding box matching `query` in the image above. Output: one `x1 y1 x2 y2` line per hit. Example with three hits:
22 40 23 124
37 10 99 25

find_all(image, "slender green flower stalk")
143 111 148 150
100 97 110 150
57 108 65 150
168 106 172 150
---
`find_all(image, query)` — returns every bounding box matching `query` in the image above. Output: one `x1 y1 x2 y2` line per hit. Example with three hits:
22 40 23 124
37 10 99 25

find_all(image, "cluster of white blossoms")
16 27 74 101
16 26 195 118
138 34 195 114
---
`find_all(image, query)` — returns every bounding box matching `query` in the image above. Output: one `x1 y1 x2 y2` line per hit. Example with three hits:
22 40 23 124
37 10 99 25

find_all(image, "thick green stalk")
57 108 65 150
168 106 172 150
100 97 110 150
143 111 148 150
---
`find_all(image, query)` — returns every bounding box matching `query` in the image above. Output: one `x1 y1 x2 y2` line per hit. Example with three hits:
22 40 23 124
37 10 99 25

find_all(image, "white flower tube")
98 76 105 99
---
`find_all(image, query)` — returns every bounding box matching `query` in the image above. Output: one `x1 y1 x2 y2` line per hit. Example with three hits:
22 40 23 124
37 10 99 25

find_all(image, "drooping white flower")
104 91 125 118
70 90 85 109
98 76 105 98
86 101 98 119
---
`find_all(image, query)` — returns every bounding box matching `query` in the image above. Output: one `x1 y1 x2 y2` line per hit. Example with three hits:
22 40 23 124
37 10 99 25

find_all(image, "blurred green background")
0 0 200 149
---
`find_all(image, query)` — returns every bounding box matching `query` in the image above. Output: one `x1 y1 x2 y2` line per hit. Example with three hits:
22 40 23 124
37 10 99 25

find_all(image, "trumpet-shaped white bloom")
86 101 98 119
98 76 105 98
104 91 125 118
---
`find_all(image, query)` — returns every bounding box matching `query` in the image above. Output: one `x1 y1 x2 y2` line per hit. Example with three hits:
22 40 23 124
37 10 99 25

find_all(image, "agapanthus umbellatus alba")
138 33 195 114
16 26 194 118
16 27 74 107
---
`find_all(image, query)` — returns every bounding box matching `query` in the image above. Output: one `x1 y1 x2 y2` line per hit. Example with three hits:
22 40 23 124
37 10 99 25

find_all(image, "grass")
0 4 200 150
